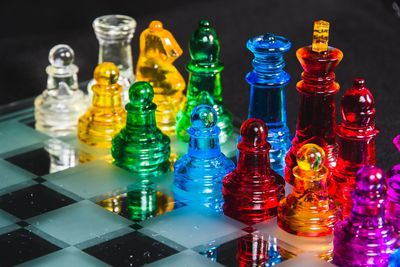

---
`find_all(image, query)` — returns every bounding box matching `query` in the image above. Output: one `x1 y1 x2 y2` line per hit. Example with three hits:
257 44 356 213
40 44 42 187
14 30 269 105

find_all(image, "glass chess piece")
332 166 399 266
173 104 235 211
245 33 292 176
386 136 400 234
176 20 233 144
329 78 379 218
136 20 186 136
278 143 341 237
34 44 87 137
284 20 343 185
223 119 285 224
88 14 137 104
78 62 126 148
111 81 171 178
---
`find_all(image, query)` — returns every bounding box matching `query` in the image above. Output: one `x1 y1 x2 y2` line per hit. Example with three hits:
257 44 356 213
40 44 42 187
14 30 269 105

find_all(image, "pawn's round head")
341 78 375 126
190 105 217 129
149 20 164 32
240 119 268 147
49 44 74 67
189 20 220 63
128 81 154 107
296 144 325 172
94 62 119 85
356 166 385 192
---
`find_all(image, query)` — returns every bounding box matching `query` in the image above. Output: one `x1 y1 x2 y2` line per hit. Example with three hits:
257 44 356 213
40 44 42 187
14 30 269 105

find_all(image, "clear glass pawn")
34 44 87 137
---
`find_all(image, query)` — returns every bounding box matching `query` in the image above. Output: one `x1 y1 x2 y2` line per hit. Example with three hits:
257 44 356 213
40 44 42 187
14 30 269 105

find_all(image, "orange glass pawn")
278 144 341 237
78 62 127 148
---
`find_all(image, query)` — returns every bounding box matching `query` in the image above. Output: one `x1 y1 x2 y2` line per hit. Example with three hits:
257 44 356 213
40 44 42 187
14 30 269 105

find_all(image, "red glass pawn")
284 20 344 184
329 78 379 217
222 119 285 224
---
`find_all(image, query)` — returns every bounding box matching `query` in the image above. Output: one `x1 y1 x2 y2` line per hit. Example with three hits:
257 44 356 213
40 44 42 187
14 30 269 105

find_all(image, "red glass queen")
285 20 343 184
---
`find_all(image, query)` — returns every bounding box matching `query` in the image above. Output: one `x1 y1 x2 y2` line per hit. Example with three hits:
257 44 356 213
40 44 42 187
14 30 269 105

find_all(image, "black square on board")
0 184 76 220
84 231 179 266
0 228 60 266
5 148 51 176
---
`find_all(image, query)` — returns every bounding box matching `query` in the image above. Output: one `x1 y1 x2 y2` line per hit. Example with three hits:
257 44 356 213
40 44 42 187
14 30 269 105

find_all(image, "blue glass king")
174 105 235 211
245 33 292 175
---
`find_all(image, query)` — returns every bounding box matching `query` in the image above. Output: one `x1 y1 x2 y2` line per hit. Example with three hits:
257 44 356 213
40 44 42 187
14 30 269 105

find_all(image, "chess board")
0 104 337 267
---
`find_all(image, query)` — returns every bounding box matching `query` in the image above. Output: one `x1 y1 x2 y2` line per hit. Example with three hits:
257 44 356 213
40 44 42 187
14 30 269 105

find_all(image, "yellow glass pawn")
278 144 341 237
78 62 127 148
135 20 186 136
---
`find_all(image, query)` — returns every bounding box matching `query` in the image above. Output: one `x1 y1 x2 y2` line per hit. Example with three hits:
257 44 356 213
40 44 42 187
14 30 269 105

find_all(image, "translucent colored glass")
332 166 399 266
174 105 235 211
278 144 340 237
284 21 343 185
111 81 171 177
329 78 379 217
136 20 186 136
245 33 292 175
223 119 285 224
176 20 233 144
78 62 126 148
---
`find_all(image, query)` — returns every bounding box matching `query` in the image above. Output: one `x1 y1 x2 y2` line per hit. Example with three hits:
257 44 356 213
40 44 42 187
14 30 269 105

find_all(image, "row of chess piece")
33 13 400 266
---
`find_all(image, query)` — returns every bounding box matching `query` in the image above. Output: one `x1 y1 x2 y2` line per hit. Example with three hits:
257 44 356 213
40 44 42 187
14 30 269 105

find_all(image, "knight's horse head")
140 21 183 63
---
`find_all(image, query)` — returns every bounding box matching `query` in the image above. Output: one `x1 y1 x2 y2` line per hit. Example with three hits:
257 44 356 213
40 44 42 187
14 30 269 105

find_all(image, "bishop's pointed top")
189 20 220 64
341 78 376 127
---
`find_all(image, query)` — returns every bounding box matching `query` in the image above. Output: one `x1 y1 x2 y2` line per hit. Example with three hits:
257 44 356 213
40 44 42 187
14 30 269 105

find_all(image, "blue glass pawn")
174 105 235 211
245 33 292 175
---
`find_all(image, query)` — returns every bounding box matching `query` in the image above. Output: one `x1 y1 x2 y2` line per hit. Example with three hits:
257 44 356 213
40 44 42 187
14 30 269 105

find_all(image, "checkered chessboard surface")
0 107 337 267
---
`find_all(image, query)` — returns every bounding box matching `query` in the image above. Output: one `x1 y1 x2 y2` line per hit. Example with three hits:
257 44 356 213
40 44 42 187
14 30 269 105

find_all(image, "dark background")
0 0 399 169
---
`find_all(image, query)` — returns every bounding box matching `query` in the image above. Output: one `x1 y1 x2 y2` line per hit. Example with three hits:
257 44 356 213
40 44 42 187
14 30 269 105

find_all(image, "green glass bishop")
176 20 233 144
112 81 171 177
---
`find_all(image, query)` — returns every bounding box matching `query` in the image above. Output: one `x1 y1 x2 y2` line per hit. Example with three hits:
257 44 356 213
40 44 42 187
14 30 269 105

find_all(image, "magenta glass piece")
386 164 400 233
394 135 400 152
332 166 399 267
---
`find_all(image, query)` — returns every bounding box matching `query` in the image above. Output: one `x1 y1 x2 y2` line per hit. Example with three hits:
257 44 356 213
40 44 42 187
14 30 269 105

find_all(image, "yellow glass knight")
135 20 186 136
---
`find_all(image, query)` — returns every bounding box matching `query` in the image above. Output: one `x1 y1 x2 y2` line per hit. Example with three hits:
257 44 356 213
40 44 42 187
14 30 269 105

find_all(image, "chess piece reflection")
44 139 79 173
278 144 340 237
88 14 137 103
223 119 285 224
78 62 126 148
35 44 87 136
246 33 292 176
111 81 170 177
332 166 399 266
174 105 235 211
237 232 287 267
285 20 343 184
176 20 233 144
136 20 186 136
329 78 379 217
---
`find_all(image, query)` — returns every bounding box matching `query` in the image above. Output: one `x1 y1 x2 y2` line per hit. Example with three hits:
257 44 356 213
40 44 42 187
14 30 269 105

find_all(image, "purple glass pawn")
332 166 399 267
387 135 400 233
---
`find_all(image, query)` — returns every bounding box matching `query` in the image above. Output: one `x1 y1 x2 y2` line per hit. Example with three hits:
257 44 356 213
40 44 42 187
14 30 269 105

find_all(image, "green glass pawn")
176 20 233 144
112 81 171 177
